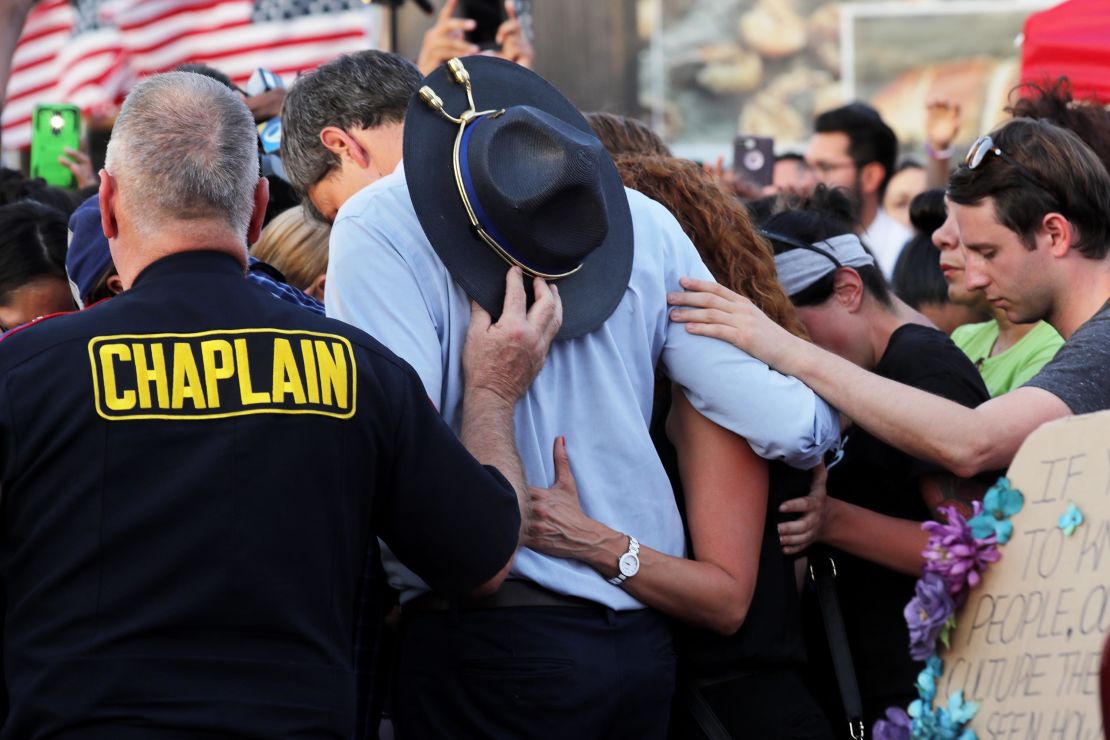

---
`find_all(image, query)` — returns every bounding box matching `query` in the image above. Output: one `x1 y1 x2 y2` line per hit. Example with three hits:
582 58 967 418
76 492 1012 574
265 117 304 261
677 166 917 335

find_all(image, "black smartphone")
460 0 505 49
733 135 775 189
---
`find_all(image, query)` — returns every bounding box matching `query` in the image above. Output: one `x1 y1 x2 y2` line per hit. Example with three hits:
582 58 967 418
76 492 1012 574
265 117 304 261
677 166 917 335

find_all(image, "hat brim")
403 56 633 340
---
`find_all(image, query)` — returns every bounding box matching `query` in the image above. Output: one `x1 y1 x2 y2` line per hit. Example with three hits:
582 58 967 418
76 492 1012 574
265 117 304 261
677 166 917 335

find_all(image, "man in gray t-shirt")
671 118 1110 477
1025 300 1110 416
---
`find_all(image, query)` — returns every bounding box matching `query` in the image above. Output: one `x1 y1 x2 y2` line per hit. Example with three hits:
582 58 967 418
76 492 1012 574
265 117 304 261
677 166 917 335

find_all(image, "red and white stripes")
2 0 380 150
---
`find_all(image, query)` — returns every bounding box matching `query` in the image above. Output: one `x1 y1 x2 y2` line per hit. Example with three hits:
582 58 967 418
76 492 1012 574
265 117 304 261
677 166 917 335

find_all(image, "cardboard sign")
941 410 1110 739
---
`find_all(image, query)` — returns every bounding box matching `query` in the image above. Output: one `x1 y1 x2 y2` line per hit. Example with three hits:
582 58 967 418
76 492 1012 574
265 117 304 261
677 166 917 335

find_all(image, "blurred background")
3 0 1106 169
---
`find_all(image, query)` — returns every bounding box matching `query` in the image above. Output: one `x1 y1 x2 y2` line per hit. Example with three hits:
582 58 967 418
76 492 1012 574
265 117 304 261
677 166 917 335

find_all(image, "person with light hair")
0 70 561 738
251 205 331 300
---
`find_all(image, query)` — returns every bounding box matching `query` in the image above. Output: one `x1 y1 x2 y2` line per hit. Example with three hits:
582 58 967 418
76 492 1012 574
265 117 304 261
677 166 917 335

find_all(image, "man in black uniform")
0 71 560 739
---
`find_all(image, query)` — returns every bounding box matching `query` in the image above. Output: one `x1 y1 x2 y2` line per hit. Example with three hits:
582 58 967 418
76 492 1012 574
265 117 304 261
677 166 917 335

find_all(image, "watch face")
619 552 640 578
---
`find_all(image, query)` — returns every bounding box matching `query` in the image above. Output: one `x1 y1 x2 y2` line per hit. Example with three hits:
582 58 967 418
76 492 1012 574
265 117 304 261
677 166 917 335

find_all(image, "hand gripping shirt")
326 165 840 610
0 250 519 739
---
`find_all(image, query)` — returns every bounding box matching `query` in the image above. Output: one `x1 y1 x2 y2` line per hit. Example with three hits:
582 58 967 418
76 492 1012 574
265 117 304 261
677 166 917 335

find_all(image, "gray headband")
771 233 875 297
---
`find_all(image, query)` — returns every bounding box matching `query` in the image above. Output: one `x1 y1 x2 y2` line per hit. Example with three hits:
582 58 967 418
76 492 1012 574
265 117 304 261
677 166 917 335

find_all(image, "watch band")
607 535 640 586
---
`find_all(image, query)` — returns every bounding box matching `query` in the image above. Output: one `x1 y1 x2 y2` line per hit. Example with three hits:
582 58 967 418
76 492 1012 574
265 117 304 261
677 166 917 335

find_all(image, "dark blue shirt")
247 255 325 315
0 250 519 739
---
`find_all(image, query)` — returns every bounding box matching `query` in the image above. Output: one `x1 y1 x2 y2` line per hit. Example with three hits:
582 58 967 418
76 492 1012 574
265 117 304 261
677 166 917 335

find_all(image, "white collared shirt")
326 164 840 609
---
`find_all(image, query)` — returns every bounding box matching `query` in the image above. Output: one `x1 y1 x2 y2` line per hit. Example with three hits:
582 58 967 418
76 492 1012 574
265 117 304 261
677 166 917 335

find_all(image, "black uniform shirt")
0 250 520 739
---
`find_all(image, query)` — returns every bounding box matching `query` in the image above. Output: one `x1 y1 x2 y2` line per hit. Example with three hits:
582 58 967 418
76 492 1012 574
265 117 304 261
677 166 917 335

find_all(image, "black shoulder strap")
684 682 732 740
810 556 866 740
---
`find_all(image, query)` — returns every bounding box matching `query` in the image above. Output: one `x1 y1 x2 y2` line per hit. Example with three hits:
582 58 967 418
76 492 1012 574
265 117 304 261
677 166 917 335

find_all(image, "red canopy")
1021 0 1110 103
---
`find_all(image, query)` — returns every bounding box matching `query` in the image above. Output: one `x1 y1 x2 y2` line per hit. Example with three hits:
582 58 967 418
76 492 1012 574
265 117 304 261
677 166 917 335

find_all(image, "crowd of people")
0 6 1109 739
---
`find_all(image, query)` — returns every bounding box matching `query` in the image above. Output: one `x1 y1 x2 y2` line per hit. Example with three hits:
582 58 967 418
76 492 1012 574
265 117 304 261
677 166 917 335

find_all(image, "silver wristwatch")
607 535 640 586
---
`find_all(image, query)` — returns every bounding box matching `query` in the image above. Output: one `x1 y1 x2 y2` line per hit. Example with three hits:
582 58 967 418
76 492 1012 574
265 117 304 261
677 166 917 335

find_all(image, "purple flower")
923 503 1001 606
873 707 912 740
905 572 955 661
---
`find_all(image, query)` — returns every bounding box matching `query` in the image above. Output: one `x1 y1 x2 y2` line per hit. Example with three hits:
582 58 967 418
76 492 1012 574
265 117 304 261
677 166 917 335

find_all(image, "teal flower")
969 477 1024 544
908 700 939 738
1058 502 1084 537
916 664 937 703
901 669 980 739
945 690 980 726
916 655 944 703
934 706 958 735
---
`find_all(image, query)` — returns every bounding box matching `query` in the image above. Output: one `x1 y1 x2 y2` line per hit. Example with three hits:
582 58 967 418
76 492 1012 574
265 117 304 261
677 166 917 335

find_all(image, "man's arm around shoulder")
790 343 1071 477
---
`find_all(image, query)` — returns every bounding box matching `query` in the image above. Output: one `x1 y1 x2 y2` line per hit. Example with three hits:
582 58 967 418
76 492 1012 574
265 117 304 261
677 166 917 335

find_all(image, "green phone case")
30 104 81 189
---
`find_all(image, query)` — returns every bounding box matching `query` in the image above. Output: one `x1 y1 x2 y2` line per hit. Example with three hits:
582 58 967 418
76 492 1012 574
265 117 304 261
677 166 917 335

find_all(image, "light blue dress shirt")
327 165 839 610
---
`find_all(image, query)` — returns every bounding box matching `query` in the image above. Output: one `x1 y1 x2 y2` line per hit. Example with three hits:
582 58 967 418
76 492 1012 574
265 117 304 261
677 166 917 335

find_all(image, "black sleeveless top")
650 387 809 679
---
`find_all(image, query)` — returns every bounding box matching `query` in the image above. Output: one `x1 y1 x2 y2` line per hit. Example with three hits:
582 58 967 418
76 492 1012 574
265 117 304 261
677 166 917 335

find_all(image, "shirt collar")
131 250 247 288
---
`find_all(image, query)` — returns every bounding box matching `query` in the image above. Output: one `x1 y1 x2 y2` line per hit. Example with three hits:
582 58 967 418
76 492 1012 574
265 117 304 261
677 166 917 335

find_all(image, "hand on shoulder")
462 266 562 406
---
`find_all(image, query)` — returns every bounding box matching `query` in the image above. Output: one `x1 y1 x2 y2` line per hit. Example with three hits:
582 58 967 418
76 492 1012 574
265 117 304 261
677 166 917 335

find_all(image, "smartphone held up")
459 0 530 50
30 104 82 189
733 135 775 190
459 0 504 48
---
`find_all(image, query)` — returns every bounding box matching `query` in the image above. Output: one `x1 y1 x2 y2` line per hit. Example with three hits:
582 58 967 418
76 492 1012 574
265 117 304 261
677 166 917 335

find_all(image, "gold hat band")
419 59 583 281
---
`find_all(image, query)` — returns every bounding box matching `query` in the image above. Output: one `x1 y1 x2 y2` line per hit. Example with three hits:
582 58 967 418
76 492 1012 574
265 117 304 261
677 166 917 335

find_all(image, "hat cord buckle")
418 58 584 281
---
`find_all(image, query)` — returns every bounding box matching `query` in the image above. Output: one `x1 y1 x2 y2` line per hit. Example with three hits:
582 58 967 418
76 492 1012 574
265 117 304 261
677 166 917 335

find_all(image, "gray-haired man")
281 51 419 223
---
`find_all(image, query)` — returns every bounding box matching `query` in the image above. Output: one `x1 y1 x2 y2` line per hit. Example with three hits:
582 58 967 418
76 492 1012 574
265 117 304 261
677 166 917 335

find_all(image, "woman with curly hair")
524 142 834 739
614 154 804 337
585 112 672 158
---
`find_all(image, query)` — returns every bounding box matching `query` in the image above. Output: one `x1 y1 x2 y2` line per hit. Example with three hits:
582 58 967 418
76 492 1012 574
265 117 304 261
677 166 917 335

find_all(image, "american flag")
2 0 382 149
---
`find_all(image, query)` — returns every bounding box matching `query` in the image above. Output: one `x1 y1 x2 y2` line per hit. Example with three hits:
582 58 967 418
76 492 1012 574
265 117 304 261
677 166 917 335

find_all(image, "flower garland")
873 478 1027 740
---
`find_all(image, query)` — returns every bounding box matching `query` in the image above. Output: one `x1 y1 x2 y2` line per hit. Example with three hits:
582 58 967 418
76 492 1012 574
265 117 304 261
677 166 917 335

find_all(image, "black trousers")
393 606 675 739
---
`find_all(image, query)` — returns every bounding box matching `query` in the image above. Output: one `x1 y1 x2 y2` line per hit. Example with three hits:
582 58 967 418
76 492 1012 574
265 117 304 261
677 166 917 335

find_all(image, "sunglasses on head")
964 134 1057 200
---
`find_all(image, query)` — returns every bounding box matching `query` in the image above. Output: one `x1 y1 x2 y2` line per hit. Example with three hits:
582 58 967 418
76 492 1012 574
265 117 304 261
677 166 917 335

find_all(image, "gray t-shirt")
1024 299 1110 415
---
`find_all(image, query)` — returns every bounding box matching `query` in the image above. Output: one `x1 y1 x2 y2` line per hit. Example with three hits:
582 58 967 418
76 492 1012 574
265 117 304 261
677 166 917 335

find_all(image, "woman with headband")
738 187 989 729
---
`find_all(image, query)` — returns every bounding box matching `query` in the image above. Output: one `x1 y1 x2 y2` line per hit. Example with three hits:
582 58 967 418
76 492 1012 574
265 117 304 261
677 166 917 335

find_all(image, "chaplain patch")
88 329 356 420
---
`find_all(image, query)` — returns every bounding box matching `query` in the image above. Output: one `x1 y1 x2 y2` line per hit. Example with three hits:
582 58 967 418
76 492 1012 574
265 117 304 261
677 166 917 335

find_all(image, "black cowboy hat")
403 56 633 340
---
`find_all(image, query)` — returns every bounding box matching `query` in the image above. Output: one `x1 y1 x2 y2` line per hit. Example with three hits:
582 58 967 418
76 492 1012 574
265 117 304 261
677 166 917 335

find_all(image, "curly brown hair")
1006 77 1110 175
613 153 807 338
586 112 671 157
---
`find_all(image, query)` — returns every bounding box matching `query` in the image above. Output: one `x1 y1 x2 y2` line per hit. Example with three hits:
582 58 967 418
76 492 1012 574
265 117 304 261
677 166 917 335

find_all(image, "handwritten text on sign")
941 413 1110 739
